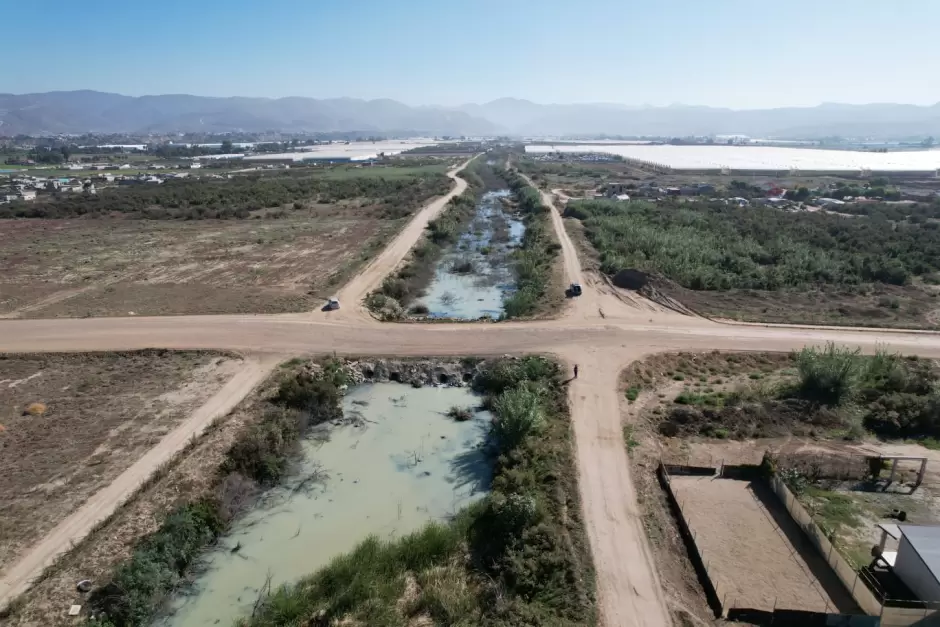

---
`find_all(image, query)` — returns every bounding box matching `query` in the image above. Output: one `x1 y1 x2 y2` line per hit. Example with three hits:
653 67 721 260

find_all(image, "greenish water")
161 383 492 627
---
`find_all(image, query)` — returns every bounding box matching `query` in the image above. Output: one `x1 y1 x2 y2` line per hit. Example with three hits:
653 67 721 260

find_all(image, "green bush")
795 343 861 406
89 500 226 626
491 386 545 452
223 367 343 484
495 169 559 319
473 356 556 395
221 407 299 484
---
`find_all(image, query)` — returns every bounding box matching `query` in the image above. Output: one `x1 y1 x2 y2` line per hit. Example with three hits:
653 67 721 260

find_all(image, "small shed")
895 525 940 602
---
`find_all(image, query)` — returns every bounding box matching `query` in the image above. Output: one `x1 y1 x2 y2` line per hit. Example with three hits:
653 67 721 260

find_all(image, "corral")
664 468 858 615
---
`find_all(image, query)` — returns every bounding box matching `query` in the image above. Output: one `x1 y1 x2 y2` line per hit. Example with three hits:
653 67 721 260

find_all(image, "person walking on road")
574 364 579 379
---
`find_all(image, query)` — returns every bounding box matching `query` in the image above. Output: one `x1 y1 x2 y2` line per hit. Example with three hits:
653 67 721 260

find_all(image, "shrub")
473 357 556 395
273 371 342 420
409 303 430 315
795 343 862 406
447 405 474 421
780 468 809 495
89 500 226 626
221 406 300 484
625 387 639 402
451 258 474 274
562 196 940 292
491 386 544 452
23 402 47 416
380 277 409 301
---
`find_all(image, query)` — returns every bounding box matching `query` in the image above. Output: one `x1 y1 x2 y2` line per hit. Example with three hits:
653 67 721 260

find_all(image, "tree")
220 140 234 154
923 136 935 148
784 186 810 202
60 145 71 161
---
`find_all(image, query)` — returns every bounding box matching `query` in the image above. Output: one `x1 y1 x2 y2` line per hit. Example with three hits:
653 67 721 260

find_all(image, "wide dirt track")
4 160 940 626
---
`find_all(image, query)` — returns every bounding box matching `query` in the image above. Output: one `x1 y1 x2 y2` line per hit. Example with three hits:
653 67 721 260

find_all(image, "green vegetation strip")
240 356 596 627
499 169 561 319
2 168 451 220
565 198 940 291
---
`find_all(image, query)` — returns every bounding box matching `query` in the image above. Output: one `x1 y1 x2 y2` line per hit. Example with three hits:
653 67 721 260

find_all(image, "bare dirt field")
0 206 409 318
0 358 282 626
669 474 857 613
658 281 940 331
0 350 241 570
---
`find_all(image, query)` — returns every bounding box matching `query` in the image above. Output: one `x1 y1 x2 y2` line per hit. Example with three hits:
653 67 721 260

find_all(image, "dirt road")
4 160 940 626
563 346 670 626
0 354 281 607
335 159 471 320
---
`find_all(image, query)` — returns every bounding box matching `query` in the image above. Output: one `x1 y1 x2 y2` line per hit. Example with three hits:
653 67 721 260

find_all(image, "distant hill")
0 91 498 136
456 99 940 139
1 90 939 139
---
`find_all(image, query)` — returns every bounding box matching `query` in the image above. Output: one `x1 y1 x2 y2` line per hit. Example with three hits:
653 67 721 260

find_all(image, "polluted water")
161 382 492 627
417 189 525 319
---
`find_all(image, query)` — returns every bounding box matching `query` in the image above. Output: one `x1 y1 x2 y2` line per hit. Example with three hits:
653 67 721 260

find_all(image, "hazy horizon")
4 0 940 109
4 89 939 112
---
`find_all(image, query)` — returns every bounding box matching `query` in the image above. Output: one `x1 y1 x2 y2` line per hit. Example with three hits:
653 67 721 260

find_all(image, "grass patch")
673 391 725 407
802 486 863 537
625 387 639 402
915 437 940 450
624 424 639 453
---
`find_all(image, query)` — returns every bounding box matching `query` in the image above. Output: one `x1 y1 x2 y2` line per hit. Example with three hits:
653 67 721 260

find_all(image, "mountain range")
2 91 939 139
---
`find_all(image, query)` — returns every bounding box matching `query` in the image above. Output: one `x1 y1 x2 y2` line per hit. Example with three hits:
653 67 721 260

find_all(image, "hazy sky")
4 0 939 109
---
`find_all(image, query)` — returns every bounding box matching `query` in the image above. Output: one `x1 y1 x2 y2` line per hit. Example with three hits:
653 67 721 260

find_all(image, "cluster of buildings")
2 175 93 204
600 181 718 201
0 170 216 205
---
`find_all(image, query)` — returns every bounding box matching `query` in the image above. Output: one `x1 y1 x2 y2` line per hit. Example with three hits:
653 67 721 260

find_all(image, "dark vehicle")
566 283 583 297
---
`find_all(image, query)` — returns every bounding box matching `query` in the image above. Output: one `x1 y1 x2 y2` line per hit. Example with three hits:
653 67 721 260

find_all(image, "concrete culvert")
438 373 450 384
363 369 375 379
390 372 401 382
462 372 473 383
612 269 649 291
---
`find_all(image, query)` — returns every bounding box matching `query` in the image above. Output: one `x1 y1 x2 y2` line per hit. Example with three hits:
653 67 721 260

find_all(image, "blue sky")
3 0 939 108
